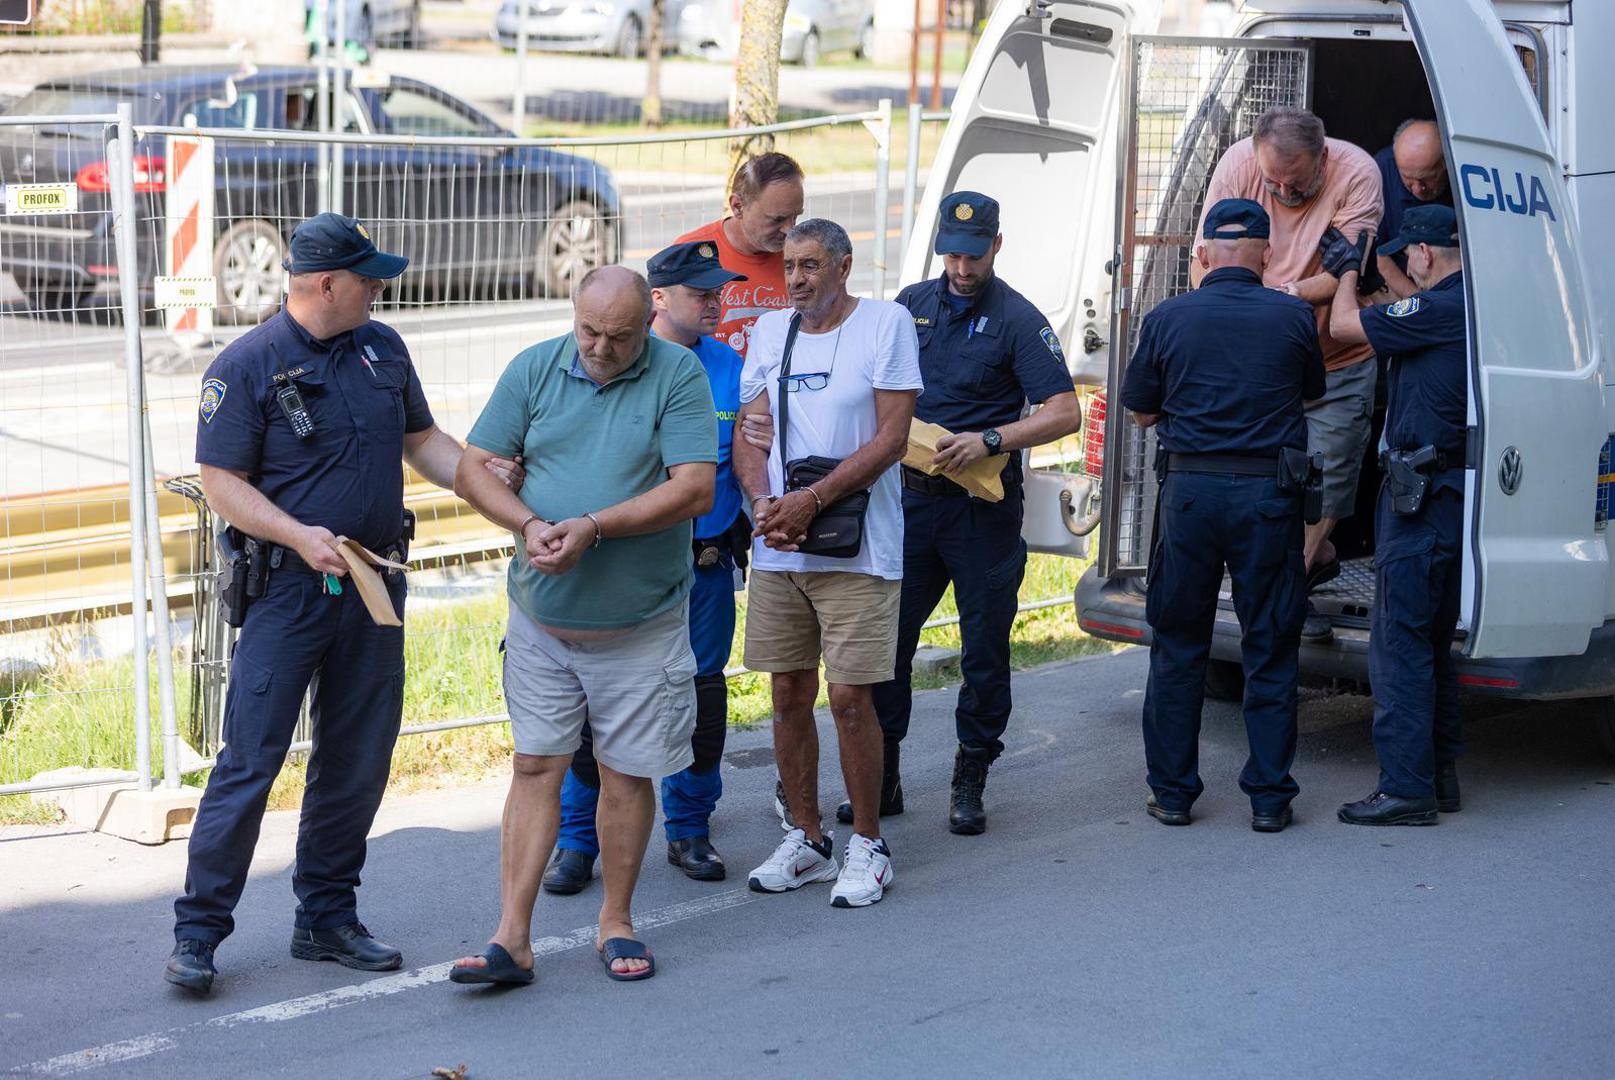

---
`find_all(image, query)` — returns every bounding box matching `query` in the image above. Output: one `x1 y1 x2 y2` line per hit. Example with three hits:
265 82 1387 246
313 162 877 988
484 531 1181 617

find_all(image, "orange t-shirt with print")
675 219 789 358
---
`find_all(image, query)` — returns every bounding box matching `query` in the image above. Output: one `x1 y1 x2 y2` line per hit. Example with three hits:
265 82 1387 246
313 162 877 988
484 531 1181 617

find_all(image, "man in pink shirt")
1193 107 1383 641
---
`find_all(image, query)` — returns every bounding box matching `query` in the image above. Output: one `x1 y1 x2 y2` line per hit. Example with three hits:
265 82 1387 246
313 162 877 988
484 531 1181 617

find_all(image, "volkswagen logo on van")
1499 446 1523 495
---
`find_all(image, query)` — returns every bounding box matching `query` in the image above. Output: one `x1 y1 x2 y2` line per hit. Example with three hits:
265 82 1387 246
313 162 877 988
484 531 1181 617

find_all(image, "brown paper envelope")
334 538 403 626
903 419 1009 502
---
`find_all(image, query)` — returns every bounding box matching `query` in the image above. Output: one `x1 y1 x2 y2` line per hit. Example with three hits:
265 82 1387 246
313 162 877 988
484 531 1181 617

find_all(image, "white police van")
904 0 1615 750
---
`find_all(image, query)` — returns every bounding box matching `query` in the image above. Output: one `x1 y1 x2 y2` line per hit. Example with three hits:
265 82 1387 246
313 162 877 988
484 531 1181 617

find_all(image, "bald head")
573 265 653 382
1198 236 1270 277
1392 119 1449 203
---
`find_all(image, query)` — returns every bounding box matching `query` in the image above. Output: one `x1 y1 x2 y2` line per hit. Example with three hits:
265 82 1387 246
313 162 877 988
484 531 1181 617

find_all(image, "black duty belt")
267 537 406 576
1160 451 1279 477
1380 447 1460 474
901 466 969 497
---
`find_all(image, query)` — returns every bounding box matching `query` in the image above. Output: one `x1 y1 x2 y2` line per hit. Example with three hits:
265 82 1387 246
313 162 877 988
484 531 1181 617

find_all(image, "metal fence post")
142 414 183 788
513 9 529 135
110 104 154 793
316 0 331 214
900 104 923 269
332 0 348 215
868 98 893 299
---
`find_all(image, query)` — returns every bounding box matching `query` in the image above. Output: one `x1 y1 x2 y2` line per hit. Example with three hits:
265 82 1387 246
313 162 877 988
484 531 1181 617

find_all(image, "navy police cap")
1203 198 1270 240
934 190 1000 257
646 240 748 289
1379 203 1460 256
284 213 408 278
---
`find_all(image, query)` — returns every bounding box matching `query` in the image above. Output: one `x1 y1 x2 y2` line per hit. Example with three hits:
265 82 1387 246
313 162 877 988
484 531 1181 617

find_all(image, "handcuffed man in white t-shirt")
732 218 922 908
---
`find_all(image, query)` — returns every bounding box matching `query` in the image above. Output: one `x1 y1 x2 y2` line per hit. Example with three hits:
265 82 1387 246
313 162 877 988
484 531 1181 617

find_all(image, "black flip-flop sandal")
449 943 535 986
1307 557 1342 592
598 937 655 982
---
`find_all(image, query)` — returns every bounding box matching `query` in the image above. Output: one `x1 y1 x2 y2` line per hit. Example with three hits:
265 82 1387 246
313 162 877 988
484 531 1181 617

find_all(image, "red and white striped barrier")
158 134 215 347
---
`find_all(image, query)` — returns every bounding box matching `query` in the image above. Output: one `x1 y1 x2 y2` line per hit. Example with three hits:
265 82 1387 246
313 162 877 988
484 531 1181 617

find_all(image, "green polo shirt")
467 333 717 630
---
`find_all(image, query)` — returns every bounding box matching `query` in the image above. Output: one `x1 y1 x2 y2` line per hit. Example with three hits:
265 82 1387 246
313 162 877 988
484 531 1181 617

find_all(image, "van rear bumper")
1075 567 1615 702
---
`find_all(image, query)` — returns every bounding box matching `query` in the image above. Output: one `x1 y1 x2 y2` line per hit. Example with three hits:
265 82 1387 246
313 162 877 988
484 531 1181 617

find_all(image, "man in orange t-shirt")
1193 107 1383 642
676 151 805 358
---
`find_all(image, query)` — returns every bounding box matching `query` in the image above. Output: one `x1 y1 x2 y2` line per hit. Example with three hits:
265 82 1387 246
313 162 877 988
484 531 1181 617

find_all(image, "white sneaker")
831 833 893 908
747 828 838 893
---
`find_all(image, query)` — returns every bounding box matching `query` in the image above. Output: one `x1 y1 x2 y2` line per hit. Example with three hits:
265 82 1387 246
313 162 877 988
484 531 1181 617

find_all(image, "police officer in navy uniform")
843 191 1081 836
1121 198 1325 833
1324 204 1467 826
542 241 758 891
166 214 521 994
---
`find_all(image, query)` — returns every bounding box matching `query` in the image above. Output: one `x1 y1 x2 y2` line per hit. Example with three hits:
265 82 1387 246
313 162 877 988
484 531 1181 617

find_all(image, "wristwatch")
982 428 1003 454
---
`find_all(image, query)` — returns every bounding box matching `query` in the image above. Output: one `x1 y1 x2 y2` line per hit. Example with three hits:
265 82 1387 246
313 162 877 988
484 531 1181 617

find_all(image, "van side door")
1402 0 1607 658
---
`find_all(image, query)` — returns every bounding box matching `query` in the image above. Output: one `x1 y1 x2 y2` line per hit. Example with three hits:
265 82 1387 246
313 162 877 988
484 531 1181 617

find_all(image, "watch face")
984 429 1001 452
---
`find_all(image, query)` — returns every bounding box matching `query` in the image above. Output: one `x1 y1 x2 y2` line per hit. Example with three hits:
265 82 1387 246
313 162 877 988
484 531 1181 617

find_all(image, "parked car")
493 0 681 58
305 0 423 50
678 0 873 66
0 65 622 322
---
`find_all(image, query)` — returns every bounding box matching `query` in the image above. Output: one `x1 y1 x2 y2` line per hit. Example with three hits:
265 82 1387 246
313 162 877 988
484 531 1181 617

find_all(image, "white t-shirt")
739 298 923 579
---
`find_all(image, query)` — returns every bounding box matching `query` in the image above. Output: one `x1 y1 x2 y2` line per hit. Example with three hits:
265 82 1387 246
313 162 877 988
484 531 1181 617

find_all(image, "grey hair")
1252 106 1326 160
1393 117 1439 144
785 218 853 263
576 265 653 321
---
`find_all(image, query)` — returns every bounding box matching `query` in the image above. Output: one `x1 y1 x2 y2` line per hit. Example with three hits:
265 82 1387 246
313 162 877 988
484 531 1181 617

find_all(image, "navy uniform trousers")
174 568 406 946
556 558 734 853
873 484 1027 762
1143 472 1305 815
1368 480 1464 798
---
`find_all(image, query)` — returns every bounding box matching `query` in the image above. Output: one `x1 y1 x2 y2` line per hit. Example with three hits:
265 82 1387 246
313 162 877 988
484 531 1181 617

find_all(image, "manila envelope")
903 419 1010 502
334 538 409 627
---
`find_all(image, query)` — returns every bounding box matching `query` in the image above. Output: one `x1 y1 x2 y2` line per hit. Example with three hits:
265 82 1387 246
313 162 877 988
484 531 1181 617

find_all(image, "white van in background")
908 0 1615 753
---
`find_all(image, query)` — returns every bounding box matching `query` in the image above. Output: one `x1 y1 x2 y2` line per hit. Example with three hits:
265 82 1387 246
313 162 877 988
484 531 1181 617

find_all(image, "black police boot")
948 748 989 836
290 922 402 971
667 835 727 882
164 938 216 995
836 737 903 824
1146 794 1191 826
541 848 596 895
1251 805 1294 833
1435 762 1462 813
1337 790 1438 826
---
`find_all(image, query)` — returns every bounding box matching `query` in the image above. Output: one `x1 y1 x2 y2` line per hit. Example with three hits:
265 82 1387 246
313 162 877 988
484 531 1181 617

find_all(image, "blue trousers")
557 560 735 856
872 486 1027 762
1368 481 1465 798
1142 472 1304 815
174 569 406 946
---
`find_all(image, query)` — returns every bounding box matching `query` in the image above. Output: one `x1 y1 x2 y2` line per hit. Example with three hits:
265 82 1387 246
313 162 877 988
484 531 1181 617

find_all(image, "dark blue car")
0 65 622 323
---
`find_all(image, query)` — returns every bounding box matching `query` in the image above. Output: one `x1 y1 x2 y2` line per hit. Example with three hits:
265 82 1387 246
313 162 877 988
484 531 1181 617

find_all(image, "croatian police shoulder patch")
1387 297 1422 319
1040 326 1064 359
199 378 227 423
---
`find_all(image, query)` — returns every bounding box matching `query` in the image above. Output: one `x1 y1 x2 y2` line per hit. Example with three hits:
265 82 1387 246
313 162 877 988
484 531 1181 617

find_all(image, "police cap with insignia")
646 241 748 289
934 190 1000 257
1379 203 1460 256
284 212 409 278
1202 198 1270 240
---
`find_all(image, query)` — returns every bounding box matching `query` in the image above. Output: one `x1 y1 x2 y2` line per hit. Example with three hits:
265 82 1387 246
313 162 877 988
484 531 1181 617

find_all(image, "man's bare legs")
828 682 883 841
453 752 568 973
594 762 655 977
771 669 823 840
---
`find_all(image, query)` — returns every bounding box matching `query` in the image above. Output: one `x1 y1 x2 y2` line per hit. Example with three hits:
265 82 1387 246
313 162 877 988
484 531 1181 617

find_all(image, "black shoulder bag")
776 312 870 559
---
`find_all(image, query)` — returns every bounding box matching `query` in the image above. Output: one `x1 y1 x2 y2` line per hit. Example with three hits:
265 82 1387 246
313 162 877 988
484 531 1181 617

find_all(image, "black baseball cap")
934 191 999 257
1202 198 1270 240
1379 203 1460 256
646 241 747 289
284 213 408 278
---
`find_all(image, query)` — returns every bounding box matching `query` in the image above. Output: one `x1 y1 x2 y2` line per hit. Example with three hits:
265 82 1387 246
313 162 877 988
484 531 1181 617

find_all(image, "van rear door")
1403 0 1607 658
900 0 1157 557
1098 35 1313 575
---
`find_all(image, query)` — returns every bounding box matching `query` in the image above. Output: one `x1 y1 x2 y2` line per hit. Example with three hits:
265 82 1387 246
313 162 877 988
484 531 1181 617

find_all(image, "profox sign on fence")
5 182 77 215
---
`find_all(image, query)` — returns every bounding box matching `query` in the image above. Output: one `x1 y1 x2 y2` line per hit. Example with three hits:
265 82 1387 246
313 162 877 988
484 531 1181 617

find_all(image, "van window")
374 86 488 137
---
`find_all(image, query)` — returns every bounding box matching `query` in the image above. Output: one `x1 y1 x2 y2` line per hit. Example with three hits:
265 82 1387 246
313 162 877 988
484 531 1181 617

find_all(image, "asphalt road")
3 647 1613 1077
0 179 905 497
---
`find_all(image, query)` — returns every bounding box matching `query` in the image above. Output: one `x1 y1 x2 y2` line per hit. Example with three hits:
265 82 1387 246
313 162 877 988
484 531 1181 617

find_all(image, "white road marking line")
10 888 762 1077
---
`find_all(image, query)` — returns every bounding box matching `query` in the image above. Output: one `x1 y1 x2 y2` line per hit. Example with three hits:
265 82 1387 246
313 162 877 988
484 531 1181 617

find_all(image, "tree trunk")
728 0 788 178
643 0 665 128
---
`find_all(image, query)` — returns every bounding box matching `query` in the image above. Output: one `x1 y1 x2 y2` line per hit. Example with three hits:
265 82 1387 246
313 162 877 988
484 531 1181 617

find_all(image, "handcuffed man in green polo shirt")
448 266 717 986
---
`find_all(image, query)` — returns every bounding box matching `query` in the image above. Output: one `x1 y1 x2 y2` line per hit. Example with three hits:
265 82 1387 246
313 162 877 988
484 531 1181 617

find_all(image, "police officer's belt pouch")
1382 446 1437 516
777 313 869 559
1277 447 1325 525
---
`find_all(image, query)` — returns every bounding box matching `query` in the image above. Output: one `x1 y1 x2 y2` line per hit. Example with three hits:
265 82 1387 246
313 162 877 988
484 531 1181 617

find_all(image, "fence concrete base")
913 644 962 677
30 769 202 844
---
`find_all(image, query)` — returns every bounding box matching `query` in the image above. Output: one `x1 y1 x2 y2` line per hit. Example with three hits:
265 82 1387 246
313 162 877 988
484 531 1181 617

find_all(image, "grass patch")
2 552 1111 822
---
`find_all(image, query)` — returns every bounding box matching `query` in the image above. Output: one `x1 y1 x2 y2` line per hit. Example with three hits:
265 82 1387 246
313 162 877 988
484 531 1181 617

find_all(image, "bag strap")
775 312 804 474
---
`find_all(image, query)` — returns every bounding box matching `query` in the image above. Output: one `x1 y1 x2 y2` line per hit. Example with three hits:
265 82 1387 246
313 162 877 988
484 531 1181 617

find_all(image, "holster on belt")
1381 445 1439 516
1277 446 1324 525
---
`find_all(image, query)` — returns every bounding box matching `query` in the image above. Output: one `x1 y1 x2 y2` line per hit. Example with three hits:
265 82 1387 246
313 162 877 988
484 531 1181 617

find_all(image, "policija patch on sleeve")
1386 297 1422 319
1040 326 1064 359
199 378 227 423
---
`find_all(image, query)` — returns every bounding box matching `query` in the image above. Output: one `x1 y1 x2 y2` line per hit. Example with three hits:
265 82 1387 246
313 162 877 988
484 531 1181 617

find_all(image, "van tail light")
1083 390 1106 480
74 155 167 193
